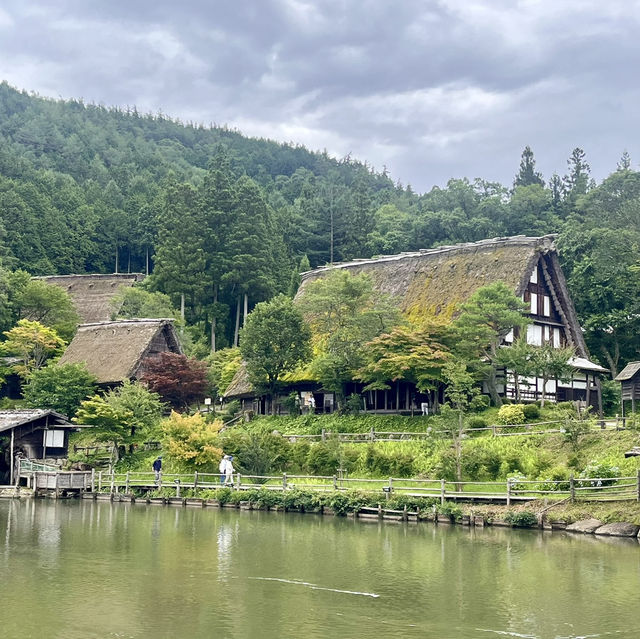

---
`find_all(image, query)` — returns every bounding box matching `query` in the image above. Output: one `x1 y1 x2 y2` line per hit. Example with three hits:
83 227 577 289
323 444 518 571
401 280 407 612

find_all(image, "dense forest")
0 82 639 375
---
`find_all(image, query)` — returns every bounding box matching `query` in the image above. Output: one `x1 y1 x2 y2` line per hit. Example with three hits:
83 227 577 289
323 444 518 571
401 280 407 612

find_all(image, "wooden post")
388 477 393 494
9 428 14 485
378 503 383 519
194 471 198 490
91 468 95 492
236 474 241 491
54 472 59 499
332 475 338 490
403 505 408 521
569 474 575 501
636 470 640 502
283 473 288 490
506 478 512 507
110 471 115 494
98 471 102 492
321 429 326 442
441 479 446 506
492 424 496 437
176 481 181 498
125 471 130 494
370 427 375 441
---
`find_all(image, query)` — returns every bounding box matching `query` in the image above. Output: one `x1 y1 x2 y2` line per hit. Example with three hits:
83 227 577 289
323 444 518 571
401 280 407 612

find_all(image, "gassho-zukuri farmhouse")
225 235 607 414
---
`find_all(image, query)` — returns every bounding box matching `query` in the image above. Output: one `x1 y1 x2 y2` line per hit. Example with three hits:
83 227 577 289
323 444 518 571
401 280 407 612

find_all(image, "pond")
1 499 638 639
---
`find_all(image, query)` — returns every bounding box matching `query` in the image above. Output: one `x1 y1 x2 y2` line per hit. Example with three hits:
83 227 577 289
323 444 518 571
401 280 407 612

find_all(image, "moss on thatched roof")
0 409 71 433
58 319 181 384
38 274 144 323
298 235 553 322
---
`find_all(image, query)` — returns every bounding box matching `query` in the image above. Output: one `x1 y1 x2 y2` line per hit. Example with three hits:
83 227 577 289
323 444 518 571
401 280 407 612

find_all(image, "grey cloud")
0 0 639 190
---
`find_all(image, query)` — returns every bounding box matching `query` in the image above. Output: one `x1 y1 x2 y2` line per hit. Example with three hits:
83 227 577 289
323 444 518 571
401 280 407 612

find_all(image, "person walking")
224 455 235 486
219 455 228 485
152 456 162 484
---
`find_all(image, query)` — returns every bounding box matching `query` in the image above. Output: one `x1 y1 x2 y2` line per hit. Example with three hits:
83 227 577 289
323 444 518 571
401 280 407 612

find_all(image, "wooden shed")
614 362 640 415
0 409 77 484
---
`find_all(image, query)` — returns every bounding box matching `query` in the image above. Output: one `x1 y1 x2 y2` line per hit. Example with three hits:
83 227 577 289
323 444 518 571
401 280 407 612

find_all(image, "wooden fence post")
388 477 393 494
333 475 338 490
110 471 115 494
506 478 512 507
440 479 446 506
194 471 198 490
637 469 640 502
369 427 375 441
98 471 102 492
492 424 496 437
125 471 130 494
282 473 287 490
321 428 326 442
236 474 241 491
91 468 95 492
569 475 575 501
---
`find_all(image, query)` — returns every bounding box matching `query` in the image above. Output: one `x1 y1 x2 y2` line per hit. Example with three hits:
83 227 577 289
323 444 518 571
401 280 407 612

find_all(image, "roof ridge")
300 234 557 278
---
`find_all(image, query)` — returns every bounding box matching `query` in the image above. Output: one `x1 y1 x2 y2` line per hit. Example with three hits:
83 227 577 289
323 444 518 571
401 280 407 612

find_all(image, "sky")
0 0 638 193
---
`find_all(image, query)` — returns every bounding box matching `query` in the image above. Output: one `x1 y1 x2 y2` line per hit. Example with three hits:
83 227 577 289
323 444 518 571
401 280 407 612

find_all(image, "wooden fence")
90 469 640 505
279 419 629 443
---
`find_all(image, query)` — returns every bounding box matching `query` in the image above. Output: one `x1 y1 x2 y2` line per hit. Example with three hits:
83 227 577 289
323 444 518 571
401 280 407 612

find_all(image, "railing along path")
89 468 640 505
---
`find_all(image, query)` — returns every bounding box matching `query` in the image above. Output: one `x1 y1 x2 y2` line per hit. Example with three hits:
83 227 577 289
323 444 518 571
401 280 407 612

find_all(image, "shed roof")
614 362 640 382
0 409 72 434
37 273 144 323
58 319 182 384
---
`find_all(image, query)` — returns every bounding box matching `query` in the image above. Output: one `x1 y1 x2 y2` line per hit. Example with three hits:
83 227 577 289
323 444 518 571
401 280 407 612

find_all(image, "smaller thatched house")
58 319 182 386
38 273 144 323
0 410 77 483
614 362 640 416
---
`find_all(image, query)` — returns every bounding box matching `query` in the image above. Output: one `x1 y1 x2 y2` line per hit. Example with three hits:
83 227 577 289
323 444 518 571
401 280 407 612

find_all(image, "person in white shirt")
224 456 235 486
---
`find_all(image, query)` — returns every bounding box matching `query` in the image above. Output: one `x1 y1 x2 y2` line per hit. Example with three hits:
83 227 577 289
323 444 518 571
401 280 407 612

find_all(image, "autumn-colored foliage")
140 352 208 410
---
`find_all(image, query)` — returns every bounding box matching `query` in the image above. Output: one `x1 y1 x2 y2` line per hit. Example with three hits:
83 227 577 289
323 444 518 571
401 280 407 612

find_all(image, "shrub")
496 404 525 425
469 394 490 413
305 441 341 475
344 393 363 415
504 511 538 527
578 461 620 487
360 444 415 477
522 404 540 421
437 502 463 520
466 416 488 429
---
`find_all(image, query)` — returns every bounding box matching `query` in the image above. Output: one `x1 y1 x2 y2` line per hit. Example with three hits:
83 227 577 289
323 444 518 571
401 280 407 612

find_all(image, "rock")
594 522 640 537
566 519 603 534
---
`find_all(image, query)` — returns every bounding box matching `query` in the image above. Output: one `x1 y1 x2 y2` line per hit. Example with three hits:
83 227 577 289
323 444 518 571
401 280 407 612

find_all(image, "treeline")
0 83 639 372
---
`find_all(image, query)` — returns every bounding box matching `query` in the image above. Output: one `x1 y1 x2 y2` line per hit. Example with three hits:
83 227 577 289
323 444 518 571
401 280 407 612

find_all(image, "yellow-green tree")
1 319 65 377
161 411 223 468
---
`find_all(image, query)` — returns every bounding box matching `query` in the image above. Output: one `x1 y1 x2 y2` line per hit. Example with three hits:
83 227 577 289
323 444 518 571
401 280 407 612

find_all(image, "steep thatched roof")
58 319 182 384
297 234 588 357
0 409 71 434
223 361 253 399
37 274 144 323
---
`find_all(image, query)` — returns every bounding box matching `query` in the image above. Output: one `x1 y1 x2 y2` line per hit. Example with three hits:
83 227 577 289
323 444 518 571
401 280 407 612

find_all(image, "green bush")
305 441 341 475
522 404 540 421
437 502 463 520
466 416 488 429
469 394 490 413
344 393 363 414
504 511 538 527
360 444 415 477
578 461 620 487
496 404 526 425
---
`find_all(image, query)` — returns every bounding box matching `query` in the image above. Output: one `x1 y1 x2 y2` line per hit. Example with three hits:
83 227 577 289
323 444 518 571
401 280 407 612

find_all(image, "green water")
1 500 639 639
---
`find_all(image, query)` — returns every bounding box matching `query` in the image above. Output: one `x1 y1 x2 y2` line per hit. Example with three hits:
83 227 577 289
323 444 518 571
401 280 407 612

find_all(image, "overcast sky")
0 0 638 193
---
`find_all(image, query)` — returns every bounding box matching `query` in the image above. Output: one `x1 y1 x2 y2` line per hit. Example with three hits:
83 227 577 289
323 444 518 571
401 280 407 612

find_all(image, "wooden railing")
90 469 640 504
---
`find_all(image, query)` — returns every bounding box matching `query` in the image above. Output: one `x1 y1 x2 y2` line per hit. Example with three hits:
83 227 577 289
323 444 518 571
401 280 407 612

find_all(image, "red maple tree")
140 352 208 410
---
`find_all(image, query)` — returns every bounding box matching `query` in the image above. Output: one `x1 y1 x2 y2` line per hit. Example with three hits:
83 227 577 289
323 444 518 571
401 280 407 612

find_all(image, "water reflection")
1 500 639 639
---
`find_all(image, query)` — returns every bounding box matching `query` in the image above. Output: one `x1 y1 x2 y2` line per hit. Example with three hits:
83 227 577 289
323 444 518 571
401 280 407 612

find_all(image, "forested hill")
0 81 639 374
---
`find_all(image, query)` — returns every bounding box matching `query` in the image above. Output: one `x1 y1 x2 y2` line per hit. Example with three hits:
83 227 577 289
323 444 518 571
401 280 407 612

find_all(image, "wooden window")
44 429 64 448
530 292 538 315
543 295 550 316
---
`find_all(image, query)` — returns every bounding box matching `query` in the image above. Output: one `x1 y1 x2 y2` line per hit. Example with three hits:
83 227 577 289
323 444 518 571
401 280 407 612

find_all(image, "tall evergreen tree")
514 146 545 188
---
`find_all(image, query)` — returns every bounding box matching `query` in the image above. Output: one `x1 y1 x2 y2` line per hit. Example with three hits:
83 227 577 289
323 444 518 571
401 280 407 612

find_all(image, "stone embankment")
566 519 640 537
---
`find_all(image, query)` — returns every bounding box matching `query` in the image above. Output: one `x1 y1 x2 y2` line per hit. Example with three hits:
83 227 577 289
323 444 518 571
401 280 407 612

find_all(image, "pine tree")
514 146 545 187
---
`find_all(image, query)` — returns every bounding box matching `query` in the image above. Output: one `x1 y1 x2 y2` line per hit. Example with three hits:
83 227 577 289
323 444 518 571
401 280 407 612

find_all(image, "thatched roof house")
228 235 606 413
58 319 182 385
38 273 144 323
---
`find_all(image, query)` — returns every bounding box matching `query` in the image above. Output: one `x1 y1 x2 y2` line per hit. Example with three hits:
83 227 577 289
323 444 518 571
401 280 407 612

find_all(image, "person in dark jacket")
153 456 162 484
